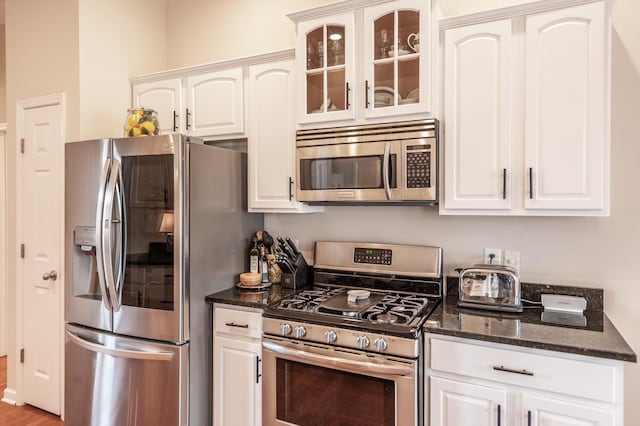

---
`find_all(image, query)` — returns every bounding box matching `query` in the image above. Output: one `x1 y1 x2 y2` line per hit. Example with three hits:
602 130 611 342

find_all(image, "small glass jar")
267 254 282 284
124 108 160 137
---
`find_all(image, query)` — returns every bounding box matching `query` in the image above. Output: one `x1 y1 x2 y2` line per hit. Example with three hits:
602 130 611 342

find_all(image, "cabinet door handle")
173 111 178 132
256 355 262 384
289 177 294 201
527 410 532 426
493 365 534 376
365 80 370 108
529 167 533 199
345 82 351 110
186 108 191 130
497 404 501 426
225 322 249 328
502 168 507 199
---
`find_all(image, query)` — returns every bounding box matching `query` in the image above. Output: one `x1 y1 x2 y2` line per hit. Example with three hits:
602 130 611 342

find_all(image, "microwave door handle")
95 159 112 311
383 142 391 200
102 159 120 312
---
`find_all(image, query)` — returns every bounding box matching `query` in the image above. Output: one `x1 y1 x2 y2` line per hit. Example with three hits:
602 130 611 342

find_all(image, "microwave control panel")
402 138 437 201
406 144 431 189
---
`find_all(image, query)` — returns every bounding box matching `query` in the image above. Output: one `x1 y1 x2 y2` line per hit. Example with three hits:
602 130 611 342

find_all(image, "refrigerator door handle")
95 159 113 311
66 330 174 361
109 162 127 312
102 159 122 312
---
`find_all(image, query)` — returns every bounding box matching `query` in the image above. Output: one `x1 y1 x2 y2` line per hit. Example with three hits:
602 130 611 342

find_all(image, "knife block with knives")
275 236 310 290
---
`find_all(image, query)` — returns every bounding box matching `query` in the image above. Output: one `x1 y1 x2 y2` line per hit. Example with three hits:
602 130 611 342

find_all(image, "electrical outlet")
504 250 520 272
483 248 503 265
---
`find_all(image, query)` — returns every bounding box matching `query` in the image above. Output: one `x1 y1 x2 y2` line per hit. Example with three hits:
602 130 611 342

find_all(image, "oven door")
262 337 418 426
297 140 402 202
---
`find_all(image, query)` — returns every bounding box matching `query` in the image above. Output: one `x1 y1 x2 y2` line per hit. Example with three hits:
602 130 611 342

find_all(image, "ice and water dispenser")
73 226 101 299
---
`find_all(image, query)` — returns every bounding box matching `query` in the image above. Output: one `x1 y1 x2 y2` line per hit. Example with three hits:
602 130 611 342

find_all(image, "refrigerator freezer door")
65 138 113 332
65 323 188 426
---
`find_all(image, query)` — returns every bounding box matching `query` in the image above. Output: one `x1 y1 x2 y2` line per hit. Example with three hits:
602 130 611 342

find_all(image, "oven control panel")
353 247 392 265
263 317 420 358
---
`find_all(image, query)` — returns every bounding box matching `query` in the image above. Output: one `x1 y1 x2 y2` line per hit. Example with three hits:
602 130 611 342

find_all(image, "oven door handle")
263 341 415 377
383 142 391 200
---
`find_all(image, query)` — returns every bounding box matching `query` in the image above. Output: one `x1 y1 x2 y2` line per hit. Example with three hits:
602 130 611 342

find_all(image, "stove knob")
324 330 337 344
294 325 307 339
356 335 370 349
374 338 388 352
280 323 292 336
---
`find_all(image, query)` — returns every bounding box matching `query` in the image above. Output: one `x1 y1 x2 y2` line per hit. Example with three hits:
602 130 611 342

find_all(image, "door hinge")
20 348 24 363
20 138 25 154
20 244 25 258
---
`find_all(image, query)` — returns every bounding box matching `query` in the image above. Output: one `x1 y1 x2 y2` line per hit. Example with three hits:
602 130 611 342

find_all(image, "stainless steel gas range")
262 241 443 426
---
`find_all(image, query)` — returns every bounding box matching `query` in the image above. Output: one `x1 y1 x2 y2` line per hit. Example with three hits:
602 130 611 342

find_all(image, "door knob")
42 270 58 281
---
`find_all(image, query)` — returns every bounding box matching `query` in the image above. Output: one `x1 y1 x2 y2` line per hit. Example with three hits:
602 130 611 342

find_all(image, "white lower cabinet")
213 304 262 426
522 394 615 426
431 377 507 426
426 336 623 426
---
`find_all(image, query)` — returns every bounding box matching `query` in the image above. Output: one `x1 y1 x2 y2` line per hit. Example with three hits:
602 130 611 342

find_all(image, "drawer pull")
493 365 534 376
225 322 249 329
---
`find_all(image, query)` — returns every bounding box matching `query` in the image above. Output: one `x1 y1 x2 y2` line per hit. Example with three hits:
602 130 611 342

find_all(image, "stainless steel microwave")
296 119 438 204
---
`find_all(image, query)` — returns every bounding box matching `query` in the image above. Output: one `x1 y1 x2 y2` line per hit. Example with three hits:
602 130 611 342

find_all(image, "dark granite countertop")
425 296 636 363
205 283 300 310
206 278 636 363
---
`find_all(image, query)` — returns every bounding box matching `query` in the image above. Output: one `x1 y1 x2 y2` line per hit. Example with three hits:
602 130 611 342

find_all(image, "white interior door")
0 125 6 357
18 98 64 415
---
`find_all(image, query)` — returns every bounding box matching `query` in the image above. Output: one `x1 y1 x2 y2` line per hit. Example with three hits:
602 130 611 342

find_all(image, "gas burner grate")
277 287 345 311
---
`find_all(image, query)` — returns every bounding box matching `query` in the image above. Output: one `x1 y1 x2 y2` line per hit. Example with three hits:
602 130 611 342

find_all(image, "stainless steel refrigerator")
64 134 262 425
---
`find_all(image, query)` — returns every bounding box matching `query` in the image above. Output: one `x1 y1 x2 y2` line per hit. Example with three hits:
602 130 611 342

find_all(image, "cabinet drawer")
429 338 616 403
214 306 262 339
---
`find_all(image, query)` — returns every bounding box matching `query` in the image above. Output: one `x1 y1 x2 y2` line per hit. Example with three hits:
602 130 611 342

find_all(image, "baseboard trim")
2 387 18 405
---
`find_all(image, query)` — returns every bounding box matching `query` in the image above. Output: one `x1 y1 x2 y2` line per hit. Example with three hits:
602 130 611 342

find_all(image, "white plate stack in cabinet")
288 0 436 127
440 0 609 216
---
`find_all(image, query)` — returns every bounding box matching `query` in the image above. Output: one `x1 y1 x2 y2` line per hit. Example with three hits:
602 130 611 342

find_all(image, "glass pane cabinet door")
364 0 429 118
298 14 355 123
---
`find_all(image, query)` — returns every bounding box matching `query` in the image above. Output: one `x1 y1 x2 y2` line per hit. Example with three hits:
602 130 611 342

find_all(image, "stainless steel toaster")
457 264 522 312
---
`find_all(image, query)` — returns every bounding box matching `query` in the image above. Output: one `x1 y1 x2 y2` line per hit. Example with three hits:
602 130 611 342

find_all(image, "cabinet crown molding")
439 0 605 29
287 0 391 22
130 49 295 85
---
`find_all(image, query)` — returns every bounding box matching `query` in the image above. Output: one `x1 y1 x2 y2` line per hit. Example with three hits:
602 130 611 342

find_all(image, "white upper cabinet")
290 0 433 126
443 19 513 210
132 78 183 134
131 65 246 139
186 68 244 137
524 2 606 211
248 59 323 213
296 13 356 124
441 0 609 216
363 0 430 119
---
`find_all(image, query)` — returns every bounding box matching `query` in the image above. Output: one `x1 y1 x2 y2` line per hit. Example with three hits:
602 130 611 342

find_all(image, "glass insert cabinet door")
298 14 355 123
364 0 430 118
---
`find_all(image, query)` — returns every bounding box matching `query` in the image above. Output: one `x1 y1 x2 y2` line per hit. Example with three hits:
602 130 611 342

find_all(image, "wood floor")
0 356 64 425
